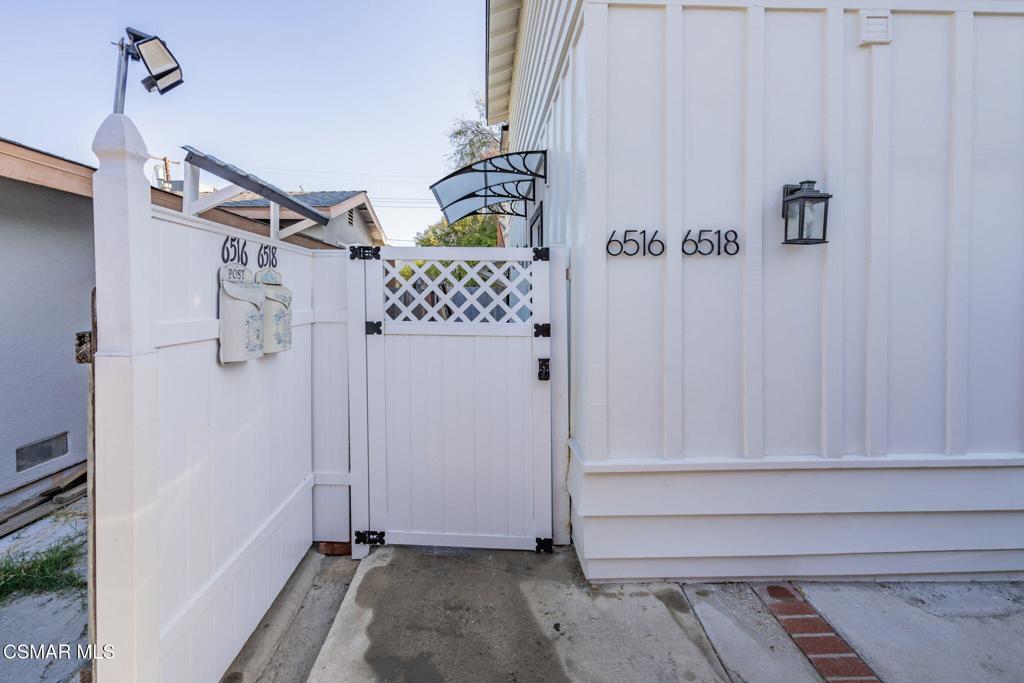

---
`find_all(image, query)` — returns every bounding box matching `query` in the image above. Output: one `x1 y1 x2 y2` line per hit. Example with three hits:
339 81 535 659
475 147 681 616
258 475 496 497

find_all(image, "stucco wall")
0 176 92 497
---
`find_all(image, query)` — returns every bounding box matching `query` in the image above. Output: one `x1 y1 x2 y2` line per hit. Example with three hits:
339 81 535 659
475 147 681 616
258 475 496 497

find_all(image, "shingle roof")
221 190 364 208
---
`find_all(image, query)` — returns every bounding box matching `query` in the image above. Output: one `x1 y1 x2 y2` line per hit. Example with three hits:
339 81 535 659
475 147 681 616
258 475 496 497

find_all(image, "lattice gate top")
383 250 535 324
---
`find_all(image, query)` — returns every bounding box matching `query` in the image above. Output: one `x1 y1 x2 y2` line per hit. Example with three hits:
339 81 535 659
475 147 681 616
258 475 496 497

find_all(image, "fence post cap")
92 113 148 162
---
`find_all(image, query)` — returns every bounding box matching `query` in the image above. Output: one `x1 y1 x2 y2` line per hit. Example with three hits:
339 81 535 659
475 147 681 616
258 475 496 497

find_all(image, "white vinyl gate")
347 246 553 558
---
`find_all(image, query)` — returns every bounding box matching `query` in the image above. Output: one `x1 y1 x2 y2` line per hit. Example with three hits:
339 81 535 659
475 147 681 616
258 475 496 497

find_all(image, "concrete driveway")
306 546 1024 683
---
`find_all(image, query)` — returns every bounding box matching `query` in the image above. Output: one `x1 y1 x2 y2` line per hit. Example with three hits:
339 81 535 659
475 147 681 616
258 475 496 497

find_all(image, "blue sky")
0 0 486 243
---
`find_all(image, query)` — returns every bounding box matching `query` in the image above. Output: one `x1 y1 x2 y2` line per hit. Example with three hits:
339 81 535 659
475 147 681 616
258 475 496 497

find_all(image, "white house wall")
0 177 92 501
506 2 1024 580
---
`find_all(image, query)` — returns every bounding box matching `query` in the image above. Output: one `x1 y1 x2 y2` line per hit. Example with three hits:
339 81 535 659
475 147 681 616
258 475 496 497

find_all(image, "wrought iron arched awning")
430 150 546 225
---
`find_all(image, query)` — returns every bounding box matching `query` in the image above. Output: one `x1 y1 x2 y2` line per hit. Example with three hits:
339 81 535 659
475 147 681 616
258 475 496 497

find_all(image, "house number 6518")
682 229 740 256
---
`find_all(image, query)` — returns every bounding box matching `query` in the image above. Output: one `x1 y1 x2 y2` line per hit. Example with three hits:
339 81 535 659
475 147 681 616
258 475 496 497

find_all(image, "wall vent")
16 432 69 472
860 10 892 46
347 209 354 225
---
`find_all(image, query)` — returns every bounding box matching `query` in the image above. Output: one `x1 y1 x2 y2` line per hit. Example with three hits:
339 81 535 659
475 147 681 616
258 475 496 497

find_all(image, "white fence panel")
152 211 315 683
311 253 351 543
92 114 350 682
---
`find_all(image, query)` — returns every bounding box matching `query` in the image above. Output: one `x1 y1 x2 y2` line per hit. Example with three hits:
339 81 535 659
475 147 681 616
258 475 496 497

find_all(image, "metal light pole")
112 37 130 114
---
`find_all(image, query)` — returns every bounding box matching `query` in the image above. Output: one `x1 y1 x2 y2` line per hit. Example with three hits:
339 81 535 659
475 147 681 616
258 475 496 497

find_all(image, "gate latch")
532 247 549 262
366 321 383 335
533 323 550 338
535 538 553 553
538 358 550 381
349 245 381 260
355 530 386 546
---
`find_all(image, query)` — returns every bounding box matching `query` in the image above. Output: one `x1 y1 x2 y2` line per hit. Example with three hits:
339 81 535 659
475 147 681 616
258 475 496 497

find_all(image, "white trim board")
578 453 1024 473
581 550 1024 583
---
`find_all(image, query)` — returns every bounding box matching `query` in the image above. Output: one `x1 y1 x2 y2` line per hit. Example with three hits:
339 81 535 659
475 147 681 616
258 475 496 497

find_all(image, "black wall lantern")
782 180 832 245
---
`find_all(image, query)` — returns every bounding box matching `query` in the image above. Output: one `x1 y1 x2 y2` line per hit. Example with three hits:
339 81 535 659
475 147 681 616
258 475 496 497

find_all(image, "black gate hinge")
366 321 383 335
538 358 550 381
533 323 550 338
533 247 549 261
355 530 386 546
350 245 381 260
535 538 553 553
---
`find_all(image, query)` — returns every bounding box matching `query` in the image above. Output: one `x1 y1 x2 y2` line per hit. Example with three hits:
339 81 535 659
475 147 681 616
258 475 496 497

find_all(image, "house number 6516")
606 229 665 256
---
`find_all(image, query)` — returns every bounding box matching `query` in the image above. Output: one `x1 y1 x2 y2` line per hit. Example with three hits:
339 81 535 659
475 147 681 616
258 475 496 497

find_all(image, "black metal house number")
681 229 740 256
606 229 741 257
257 244 278 268
221 236 249 265
606 230 665 256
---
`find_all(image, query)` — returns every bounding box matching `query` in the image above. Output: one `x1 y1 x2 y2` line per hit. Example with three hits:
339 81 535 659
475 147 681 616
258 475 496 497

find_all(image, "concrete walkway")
306 546 1024 683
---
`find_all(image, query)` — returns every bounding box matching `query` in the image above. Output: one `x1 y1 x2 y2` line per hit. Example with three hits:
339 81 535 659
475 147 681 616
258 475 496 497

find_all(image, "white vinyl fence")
92 114 351 682
91 114 568 681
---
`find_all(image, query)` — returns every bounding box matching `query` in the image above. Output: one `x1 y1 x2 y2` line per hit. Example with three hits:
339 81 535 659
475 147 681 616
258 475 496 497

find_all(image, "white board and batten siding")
502 1 1024 581
92 114 353 682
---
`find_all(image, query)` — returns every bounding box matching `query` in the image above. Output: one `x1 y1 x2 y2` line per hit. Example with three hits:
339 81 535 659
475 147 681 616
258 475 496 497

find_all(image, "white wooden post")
346 257 370 559
364 257 388 535
181 161 199 216
270 201 281 240
91 114 160 683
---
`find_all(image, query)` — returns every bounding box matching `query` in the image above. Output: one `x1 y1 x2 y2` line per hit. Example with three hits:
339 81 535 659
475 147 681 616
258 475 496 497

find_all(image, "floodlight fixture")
112 27 183 113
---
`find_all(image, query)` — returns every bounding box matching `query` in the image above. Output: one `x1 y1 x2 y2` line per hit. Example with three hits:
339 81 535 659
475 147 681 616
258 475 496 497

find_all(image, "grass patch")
0 534 86 602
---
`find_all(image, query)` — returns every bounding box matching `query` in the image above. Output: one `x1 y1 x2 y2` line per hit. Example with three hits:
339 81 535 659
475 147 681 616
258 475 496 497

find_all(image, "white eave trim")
486 0 523 124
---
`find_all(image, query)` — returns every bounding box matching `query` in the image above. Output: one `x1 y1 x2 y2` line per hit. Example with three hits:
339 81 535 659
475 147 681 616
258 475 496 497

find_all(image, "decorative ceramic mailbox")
218 265 265 363
255 267 293 353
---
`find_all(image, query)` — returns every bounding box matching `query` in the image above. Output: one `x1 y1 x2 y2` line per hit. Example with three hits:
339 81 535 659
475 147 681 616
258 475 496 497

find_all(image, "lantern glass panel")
785 199 802 242
803 199 827 241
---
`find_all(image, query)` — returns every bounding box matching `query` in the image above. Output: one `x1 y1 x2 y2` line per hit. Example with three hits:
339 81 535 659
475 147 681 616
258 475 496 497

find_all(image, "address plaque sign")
606 229 741 257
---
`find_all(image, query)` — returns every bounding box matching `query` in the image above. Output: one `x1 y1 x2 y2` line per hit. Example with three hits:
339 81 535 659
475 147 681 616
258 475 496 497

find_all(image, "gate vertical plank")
365 256 388 534
507 337 528 538
490 336 510 536
385 335 409 531
456 336 476 535
442 336 461 533
428 335 445 533
346 257 370 559
474 336 492 535
532 260 554 541
409 336 428 528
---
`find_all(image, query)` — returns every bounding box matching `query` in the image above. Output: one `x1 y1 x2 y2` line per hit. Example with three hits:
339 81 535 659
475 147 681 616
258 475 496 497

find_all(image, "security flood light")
782 180 832 245
135 36 183 94
112 27 183 113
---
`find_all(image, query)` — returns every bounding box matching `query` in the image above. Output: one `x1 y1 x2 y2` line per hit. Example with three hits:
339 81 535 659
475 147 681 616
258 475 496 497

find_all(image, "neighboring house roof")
222 190 362 208
0 136 335 250
220 189 387 246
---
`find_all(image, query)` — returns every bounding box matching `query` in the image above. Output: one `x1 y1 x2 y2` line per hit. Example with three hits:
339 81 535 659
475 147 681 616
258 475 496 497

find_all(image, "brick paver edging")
754 583 882 683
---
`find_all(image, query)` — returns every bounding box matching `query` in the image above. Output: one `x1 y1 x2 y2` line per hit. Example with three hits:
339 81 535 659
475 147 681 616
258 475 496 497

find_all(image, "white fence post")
549 246 570 545
91 113 160 683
